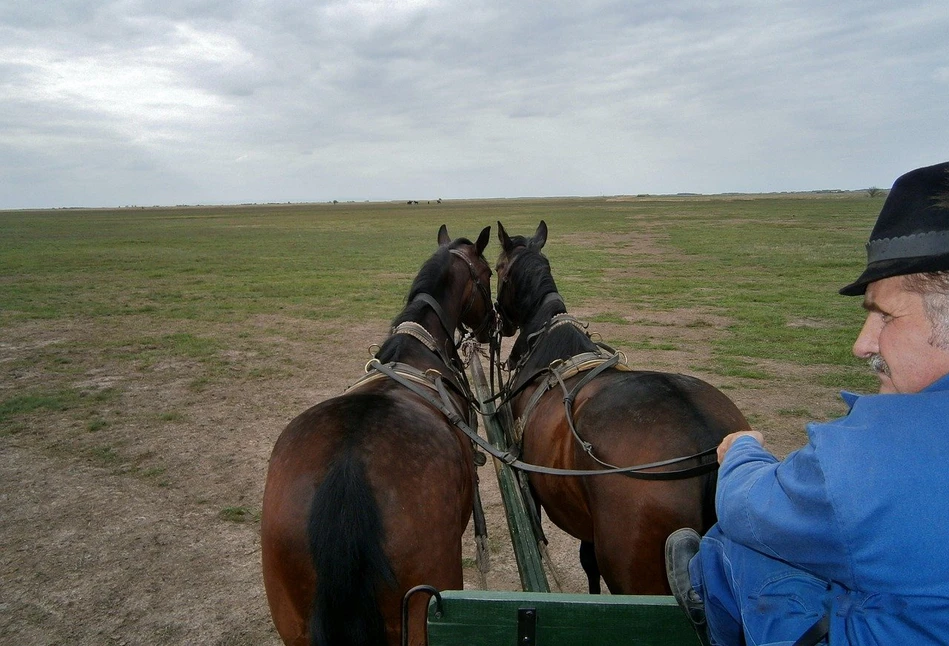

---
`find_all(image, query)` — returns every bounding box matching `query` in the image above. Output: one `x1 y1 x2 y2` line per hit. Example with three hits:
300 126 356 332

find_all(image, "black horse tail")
308 450 396 646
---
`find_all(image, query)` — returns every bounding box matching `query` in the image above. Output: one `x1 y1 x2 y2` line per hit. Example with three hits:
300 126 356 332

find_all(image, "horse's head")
438 224 495 343
495 220 552 337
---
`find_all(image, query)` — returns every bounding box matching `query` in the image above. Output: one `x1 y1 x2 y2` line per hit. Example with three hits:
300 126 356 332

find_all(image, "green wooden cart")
425 590 701 645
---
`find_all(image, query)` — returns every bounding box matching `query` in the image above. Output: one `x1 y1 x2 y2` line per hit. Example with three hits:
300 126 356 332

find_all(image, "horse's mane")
508 249 598 369
509 250 559 316
376 239 473 363
520 324 598 372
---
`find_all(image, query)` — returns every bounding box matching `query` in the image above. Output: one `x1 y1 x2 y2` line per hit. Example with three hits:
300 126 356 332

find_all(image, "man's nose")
852 314 881 359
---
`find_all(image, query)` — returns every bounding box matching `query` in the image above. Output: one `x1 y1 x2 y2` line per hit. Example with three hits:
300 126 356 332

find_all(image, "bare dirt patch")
1 298 847 643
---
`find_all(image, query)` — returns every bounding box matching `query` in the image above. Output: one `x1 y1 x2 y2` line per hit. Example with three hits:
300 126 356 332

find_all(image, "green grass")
0 194 884 439
0 391 81 423
0 197 877 328
89 445 120 465
219 506 258 523
0 197 879 361
86 418 109 432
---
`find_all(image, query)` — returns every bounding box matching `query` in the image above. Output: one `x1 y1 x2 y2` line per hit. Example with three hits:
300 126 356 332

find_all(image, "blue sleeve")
716 435 852 583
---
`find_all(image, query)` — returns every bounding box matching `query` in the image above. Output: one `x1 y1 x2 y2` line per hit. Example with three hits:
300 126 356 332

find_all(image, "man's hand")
717 431 765 464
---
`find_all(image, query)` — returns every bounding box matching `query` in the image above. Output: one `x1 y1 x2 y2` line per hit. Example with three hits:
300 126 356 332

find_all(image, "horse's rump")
264 387 475 645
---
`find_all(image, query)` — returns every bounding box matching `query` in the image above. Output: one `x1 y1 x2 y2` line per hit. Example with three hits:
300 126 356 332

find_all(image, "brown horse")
494 220 750 595
261 225 493 646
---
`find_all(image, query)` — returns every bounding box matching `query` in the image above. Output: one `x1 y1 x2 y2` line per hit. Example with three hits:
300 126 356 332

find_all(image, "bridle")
493 246 526 337
400 246 493 357
448 248 495 344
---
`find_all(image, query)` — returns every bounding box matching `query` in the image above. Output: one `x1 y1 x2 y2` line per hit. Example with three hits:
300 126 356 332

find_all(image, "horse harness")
446 248 494 342
348 289 718 480
345 245 494 410
500 308 720 480
346 321 480 435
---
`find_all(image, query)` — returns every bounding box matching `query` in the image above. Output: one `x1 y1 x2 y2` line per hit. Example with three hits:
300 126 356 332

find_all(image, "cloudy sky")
2 1 948 209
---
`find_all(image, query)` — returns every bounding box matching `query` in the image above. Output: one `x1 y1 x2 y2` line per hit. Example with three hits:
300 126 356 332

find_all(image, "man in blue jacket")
665 161 949 646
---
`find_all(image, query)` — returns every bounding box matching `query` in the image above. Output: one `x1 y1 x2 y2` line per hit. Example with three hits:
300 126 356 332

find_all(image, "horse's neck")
383 309 459 371
511 295 567 361
508 317 595 404
412 293 460 341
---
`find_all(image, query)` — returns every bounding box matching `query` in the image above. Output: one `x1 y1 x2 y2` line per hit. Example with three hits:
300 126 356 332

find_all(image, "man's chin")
876 375 896 394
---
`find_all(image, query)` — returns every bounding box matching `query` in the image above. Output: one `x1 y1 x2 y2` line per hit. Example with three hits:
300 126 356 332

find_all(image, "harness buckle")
513 416 525 444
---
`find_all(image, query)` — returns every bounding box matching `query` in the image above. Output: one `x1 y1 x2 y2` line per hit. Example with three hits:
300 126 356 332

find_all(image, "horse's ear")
529 220 548 251
437 224 450 247
476 226 491 255
498 221 512 252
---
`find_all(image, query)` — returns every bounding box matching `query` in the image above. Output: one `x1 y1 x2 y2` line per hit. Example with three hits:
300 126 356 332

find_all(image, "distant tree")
867 187 882 197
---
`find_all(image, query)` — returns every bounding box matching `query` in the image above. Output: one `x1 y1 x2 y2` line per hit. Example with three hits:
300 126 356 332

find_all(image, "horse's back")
574 369 745 523
265 388 474 496
579 370 749 444
520 368 747 594
523 369 746 472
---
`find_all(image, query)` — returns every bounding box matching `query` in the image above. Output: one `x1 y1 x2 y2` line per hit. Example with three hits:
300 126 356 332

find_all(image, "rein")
368 358 719 480
359 348 719 479
359 271 718 480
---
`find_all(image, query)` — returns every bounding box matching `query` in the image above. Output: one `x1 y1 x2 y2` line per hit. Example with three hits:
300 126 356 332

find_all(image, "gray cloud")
1 0 948 207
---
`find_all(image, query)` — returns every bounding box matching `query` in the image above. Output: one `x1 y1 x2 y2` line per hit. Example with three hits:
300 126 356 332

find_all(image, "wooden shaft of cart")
469 353 550 593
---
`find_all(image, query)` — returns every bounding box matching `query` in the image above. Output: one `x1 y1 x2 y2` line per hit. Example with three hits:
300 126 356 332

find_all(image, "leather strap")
368 360 719 480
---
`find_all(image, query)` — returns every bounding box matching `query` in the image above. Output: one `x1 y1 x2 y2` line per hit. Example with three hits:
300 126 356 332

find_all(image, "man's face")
852 275 949 393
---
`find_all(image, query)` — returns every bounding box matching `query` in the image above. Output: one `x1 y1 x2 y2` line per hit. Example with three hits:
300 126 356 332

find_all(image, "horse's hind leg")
579 540 602 594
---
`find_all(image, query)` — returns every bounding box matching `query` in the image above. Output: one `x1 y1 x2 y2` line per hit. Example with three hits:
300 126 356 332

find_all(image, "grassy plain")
0 194 884 644
1 193 881 403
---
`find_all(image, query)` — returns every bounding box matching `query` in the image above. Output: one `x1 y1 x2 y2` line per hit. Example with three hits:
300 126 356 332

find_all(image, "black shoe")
665 528 711 646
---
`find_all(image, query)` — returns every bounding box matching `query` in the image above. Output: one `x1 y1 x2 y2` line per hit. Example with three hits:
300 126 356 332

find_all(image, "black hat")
840 161 949 296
